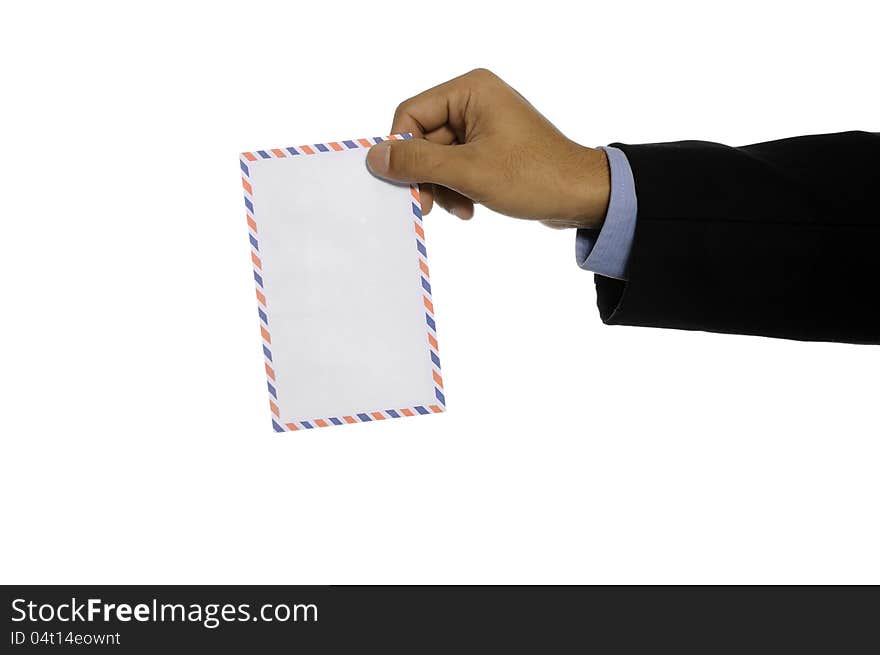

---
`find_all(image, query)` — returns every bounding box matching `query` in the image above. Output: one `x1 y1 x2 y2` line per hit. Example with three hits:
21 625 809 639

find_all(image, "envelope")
239 135 445 431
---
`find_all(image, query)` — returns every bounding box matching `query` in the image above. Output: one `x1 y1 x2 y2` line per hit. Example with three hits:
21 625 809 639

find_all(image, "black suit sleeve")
595 131 880 343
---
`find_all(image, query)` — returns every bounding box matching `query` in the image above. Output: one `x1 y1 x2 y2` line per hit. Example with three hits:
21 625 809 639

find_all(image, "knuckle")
391 103 407 128
394 97 416 119
468 67 497 82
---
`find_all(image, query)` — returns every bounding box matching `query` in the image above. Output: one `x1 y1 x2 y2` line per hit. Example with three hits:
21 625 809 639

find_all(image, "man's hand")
366 68 610 229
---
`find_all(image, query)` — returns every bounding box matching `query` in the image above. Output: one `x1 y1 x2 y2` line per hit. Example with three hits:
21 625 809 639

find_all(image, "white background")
1 0 877 584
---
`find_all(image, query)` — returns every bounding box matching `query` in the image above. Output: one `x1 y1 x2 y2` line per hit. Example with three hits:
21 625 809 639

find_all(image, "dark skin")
366 68 611 230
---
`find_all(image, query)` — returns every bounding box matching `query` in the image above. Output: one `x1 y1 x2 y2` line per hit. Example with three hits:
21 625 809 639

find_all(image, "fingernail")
366 142 391 175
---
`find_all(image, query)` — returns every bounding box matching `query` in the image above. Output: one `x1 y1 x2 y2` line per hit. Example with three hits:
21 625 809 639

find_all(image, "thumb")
366 139 475 194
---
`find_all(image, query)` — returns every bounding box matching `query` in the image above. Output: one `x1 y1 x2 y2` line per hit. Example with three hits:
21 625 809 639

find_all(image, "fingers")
434 186 474 220
424 125 458 146
419 183 435 215
417 184 474 219
417 126 457 215
391 83 458 138
366 139 477 220
390 68 497 140
379 70 500 218
366 139 478 198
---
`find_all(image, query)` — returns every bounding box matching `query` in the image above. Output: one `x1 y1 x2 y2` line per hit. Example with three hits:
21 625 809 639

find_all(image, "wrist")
569 145 610 229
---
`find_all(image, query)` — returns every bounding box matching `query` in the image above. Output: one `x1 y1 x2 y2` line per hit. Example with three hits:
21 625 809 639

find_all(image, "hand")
366 68 610 229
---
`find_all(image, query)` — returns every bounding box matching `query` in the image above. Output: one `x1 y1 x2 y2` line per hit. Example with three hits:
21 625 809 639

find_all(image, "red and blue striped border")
240 134 445 432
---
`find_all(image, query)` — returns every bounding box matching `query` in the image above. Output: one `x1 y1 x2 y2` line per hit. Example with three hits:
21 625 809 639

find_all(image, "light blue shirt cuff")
575 145 638 280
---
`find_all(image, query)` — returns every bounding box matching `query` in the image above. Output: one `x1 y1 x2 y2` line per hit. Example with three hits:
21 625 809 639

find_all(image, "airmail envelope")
239 135 445 432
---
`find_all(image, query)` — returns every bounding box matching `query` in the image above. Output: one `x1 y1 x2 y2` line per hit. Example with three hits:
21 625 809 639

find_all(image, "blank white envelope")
239 135 445 432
